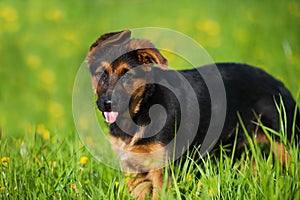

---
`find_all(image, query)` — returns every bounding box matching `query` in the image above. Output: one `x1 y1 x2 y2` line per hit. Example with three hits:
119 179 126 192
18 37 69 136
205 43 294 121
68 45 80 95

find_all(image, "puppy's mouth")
103 111 119 124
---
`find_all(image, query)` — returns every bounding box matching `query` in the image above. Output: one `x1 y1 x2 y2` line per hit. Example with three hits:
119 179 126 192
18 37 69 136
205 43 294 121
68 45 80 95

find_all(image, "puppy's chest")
109 126 161 157
109 127 166 172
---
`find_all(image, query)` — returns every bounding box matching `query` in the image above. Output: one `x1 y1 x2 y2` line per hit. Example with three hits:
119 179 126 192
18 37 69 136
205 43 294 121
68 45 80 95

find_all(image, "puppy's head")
86 30 168 124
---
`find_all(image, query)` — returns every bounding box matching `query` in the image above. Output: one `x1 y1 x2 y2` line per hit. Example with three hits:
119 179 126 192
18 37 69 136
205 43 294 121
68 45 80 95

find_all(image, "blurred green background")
0 0 299 137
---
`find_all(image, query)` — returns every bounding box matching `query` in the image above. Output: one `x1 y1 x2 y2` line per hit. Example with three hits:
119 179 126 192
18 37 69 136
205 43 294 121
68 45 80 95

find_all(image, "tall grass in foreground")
162 99 300 200
0 104 299 199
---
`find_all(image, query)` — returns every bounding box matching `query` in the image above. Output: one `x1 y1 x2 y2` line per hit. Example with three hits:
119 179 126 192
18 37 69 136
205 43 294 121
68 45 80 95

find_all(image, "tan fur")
109 134 166 171
237 132 290 164
90 62 111 94
110 131 168 200
114 62 129 75
129 126 146 146
129 179 152 200
128 168 167 200
272 141 289 164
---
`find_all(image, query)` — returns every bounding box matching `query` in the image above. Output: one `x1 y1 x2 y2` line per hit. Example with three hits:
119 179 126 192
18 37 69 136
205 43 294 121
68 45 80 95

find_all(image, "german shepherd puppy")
86 30 299 199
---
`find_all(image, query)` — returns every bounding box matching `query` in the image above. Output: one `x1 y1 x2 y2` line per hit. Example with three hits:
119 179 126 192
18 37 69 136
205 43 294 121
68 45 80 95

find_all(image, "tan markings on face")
91 76 98 94
90 62 114 94
128 80 146 114
93 61 110 73
115 62 130 76
104 63 112 74
115 62 147 115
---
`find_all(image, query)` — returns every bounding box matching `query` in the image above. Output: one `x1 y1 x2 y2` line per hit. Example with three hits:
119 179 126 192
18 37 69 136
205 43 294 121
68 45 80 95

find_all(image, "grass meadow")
1 0 300 199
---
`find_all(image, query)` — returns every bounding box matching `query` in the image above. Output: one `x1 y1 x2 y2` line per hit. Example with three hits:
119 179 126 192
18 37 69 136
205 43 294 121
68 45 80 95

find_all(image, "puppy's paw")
130 181 152 200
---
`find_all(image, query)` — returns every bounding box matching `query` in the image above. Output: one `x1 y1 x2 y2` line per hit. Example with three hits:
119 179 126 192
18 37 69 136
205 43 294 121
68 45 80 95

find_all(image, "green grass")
1 120 299 199
0 131 123 199
1 0 300 135
1 0 300 199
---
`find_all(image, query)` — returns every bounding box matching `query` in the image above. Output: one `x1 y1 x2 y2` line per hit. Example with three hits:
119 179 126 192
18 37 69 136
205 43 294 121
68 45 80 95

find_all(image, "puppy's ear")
89 30 131 52
136 48 168 70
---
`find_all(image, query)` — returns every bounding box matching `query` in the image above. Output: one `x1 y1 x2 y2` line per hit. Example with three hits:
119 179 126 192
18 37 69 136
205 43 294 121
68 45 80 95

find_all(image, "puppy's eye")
121 69 129 76
96 71 107 82
121 72 134 86
122 72 133 80
121 69 134 79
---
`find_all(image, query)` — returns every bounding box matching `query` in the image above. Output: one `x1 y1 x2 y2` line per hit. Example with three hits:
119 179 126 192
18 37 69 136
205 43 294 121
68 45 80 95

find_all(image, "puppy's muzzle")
104 99 112 111
96 97 113 112
97 98 119 124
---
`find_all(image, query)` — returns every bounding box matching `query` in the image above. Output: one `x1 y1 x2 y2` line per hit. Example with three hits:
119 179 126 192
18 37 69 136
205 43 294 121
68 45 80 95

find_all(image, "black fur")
108 62 299 154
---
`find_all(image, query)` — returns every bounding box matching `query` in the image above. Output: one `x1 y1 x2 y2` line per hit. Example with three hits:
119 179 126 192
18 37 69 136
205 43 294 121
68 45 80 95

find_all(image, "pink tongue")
104 112 119 124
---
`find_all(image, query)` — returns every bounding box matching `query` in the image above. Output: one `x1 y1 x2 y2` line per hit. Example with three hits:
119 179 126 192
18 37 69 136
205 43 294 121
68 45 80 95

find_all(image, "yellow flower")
115 181 120 187
187 175 193 182
36 124 50 140
209 188 215 196
48 101 64 118
0 6 19 32
84 180 90 185
0 6 18 22
45 9 64 21
0 186 5 191
197 181 203 187
25 54 41 70
1 157 10 163
197 19 220 37
39 69 56 85
79 156 88 165
63 31 79 45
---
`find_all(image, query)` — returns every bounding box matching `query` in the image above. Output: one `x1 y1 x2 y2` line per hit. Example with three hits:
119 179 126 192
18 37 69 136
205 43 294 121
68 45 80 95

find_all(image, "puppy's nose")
104 99 112 110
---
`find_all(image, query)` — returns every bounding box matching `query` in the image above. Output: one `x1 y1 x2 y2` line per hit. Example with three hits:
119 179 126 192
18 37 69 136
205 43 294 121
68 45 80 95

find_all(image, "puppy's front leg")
128 168 169 200
128 173 152 200
146 168 170 200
